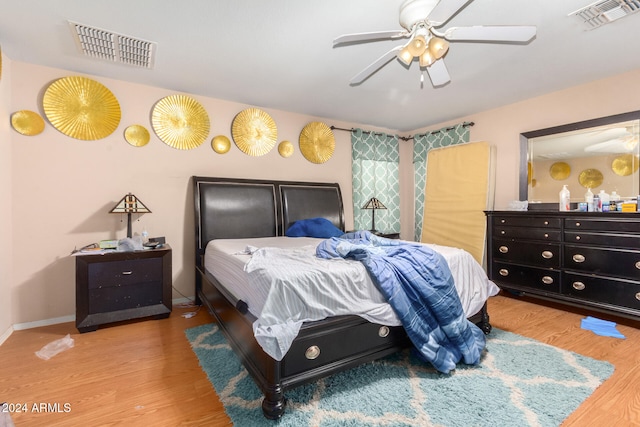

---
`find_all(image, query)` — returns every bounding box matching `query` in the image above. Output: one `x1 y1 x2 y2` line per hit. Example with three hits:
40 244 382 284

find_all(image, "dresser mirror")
520 110 640 210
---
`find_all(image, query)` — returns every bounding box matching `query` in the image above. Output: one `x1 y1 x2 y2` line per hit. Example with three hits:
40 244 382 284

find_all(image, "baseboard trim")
13 315 76 331
7 297 196 334
0 325 14 346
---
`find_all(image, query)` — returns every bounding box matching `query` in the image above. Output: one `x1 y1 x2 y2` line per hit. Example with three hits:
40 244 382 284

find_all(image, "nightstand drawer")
87 258 162 289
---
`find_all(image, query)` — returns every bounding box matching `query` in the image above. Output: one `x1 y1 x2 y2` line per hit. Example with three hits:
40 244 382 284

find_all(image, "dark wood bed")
192 176 491 419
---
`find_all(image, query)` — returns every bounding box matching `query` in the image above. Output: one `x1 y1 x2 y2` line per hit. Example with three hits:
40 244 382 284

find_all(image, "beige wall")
407 68 640 212
8 60 398 326
0 50 13 340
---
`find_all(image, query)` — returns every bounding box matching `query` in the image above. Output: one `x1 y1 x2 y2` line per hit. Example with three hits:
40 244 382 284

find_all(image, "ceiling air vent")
569 0 640 29
69 21 156 68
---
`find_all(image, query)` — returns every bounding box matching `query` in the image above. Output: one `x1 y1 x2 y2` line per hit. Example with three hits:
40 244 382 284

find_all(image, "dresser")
485 211 640 320
75 246 172 332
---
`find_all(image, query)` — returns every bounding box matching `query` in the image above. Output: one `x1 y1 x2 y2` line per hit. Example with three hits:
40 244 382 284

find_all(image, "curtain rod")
330 121 474 141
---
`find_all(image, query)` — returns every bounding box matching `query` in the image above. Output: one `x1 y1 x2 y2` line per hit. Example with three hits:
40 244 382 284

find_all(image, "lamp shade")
109 193 151 238
362 197 387 233
362 197 387 210
397 46 413 65
428 36 449 60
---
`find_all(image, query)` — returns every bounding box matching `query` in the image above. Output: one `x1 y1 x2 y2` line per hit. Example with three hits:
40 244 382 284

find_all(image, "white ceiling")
1 0 640 133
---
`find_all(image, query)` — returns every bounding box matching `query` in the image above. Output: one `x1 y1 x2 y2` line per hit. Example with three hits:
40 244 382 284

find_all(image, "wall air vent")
69 21 156 69
569 0 640 29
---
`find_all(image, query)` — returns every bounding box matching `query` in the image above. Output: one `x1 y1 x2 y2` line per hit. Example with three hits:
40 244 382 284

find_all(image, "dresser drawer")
494 226 561 242
492 238 560 268
563 272 640 312
564 245 640 281
87 258 163 289
493 216 561 229
565 218 640 233
492 262 560 293
564 231 640 250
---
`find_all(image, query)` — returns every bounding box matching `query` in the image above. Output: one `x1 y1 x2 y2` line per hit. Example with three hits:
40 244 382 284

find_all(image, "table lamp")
362 197 387 233
109 193 151 238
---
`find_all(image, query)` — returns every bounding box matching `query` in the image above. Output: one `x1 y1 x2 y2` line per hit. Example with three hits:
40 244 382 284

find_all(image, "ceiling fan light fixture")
419 49 436 67
428 36 449 59
407 34 428 56
397 46 414 65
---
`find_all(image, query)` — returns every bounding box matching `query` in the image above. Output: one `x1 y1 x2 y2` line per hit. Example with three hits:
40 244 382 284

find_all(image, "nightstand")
75 245 172 333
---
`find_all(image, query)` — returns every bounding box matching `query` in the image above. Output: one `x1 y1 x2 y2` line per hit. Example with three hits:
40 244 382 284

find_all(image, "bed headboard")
193 176 344 266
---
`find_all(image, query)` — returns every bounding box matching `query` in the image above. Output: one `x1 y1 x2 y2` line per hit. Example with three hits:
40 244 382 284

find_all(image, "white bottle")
598 190 610 212
610 191 621 211
559 185 570 211
585 188 594 212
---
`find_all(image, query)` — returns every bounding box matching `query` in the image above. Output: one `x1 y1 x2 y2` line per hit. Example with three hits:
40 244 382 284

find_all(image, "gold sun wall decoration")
124 125 150 147
43 76 121 140
299 121 335 164
151 95 210 150
11 110 45 136
231 108 278 156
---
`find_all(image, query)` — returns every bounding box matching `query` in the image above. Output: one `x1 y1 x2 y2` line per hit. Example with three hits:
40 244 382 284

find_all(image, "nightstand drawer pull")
500 219 506 224
541 276 554 285
378 326 390 338
499 246 509 254
544 233 549 238
500 230 506 235
543 221 549 225
574 235 581 241
499 268 509 276
635 262 640 270
572 254 585 263
305 345 321 360
575 222 581 227
122 271 133 275
636 292 640 301
572 281 586 291
541 250 553 259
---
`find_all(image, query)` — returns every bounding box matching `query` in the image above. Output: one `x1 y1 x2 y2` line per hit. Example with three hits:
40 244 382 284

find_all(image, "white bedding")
204 236 499 360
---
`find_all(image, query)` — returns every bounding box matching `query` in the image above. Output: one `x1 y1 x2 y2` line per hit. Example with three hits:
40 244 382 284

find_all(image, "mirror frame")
520 109 640 210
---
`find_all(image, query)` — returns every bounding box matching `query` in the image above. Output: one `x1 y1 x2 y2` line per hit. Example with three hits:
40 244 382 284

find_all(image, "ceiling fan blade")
428 0 472 27
333 30 409 46
426 59 450 87
443 25 537 42
350 46 403 85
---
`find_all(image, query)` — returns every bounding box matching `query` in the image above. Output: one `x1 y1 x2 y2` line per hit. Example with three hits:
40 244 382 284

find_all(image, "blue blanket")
316 231 486 373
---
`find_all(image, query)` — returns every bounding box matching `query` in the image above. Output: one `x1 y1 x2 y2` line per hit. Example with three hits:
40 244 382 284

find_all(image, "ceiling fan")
333 0 537 87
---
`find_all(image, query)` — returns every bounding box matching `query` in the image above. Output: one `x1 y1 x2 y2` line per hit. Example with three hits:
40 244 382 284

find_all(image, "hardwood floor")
1 293 638 426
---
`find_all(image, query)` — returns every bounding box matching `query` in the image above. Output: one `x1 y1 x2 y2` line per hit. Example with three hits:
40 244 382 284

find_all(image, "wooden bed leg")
479 304 492 335
262 384 286 420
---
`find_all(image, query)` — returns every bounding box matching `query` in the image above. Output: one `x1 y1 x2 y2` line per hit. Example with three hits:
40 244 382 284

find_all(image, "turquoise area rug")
185 324 614 426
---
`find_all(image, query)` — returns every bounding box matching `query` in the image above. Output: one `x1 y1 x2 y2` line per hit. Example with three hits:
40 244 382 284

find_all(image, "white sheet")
204 236 499 360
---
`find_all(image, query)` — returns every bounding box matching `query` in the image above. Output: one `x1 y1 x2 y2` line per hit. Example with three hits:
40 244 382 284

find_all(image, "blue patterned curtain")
413 124 470 241
352 129 400 233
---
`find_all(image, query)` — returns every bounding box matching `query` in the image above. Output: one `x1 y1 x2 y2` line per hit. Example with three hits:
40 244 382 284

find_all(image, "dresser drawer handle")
544 233 549 238
572 254 585 263
541 251 553 259
636 292 640 301
378 326 390 338
575 235 581 241
572 281 586 291
575 222 581 227
636 262 640 270
305 345 321 360
543 221 549 225
499 269 509 277
500 230 506 235
122 271 133 275
499 246 509 254
541 276 554 285
500 219 506 224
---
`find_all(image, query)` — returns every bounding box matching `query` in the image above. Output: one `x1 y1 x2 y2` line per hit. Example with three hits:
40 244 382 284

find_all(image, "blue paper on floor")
581 316 625 339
